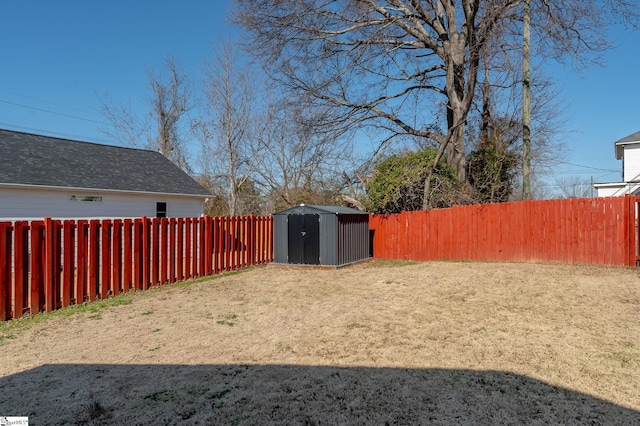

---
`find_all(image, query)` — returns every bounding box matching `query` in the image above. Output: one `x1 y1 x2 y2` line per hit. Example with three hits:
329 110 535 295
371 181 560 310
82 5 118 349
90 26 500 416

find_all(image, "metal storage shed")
273 204 370 267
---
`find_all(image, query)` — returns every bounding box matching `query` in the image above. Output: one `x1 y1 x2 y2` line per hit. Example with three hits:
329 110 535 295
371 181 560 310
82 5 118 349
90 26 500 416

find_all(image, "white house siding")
623 144 640 182
595 184 627 197
0 186 204 221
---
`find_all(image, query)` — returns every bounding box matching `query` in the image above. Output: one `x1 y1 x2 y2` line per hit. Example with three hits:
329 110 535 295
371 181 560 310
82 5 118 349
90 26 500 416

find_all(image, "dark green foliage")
366 147 460 213
467 134 519 204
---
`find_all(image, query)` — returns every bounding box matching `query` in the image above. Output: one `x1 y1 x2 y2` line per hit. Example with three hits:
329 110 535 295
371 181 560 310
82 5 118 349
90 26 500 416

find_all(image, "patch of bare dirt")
0 261 639 424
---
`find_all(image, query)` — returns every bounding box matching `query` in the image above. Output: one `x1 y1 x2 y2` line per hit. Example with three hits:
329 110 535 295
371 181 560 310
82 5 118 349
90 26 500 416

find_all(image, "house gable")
614 130 640 160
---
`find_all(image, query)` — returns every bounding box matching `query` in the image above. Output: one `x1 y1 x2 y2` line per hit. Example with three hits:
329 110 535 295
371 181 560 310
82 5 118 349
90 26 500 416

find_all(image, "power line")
0 98 108 125
555 160 618 173
0 88 99 116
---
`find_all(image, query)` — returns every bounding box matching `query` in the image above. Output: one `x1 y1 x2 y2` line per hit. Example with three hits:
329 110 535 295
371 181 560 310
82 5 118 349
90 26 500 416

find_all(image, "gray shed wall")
273 205 370 266
273 214 288 264
337 214 370 265
319 213 338 265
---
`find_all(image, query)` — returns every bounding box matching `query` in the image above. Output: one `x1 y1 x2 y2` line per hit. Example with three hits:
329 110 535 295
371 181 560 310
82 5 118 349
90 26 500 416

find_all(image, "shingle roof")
0 129 210 196
614 130 640 160
614 130 640 145
273 204 368 215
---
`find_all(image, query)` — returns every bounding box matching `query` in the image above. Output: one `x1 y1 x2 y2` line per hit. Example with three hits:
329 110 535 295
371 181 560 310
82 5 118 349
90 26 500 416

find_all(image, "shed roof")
614 130 640 160
0 128 210 197
273 204 368 215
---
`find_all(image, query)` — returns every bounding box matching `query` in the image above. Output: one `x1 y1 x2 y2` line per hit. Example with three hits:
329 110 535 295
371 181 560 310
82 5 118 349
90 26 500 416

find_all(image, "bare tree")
253 96 352 211
99 56 192 170
234 0 639 209
517 1 639 198
468 31 567 203
194 39 260 216
554 176 593 199
234 1 522 191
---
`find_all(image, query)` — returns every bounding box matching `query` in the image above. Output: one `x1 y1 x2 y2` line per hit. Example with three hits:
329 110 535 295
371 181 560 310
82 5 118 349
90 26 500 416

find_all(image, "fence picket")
123 219 133 291
100 219 112 299
176 218 184 281
13 222 26 318
76 220 88 304
160 218 168 285
191 219 198 278
112 219 122 295
0 222 10 321
62 221 74 307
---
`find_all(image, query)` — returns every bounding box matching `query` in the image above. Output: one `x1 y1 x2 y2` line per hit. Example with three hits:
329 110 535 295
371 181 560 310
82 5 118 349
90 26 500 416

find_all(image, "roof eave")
593 182 626 188
0 183 210 199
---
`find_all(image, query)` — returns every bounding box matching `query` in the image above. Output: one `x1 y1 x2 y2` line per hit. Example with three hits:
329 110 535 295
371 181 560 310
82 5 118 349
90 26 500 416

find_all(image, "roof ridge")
0 127 156 154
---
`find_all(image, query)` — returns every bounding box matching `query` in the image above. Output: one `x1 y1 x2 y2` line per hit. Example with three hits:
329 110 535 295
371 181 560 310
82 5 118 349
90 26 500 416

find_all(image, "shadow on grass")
0 364 638 424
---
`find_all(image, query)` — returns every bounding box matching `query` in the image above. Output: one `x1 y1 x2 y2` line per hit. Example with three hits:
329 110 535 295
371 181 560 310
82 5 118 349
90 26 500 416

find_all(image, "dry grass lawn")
0 260 639 425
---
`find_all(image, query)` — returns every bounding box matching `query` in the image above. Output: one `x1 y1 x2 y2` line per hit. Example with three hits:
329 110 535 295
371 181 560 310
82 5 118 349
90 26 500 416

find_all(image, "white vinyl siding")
595 184 627 197
623 144 640 183
0 186 204 221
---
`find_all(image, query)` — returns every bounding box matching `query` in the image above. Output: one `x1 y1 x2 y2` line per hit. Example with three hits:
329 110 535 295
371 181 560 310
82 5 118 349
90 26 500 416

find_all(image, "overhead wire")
0 98 107 125
0 88 99 116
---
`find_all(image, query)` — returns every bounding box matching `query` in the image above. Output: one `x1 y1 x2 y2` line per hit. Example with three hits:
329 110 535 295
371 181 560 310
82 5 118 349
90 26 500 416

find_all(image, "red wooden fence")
0 215 273 321
369 195 640 267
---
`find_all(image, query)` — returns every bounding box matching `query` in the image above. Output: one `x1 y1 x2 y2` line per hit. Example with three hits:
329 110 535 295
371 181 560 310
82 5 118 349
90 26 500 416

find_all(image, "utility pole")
522 0 532 199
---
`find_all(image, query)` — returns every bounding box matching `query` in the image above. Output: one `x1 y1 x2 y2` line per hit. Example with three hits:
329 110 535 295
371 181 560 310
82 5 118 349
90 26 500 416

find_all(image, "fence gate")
287 214 320 264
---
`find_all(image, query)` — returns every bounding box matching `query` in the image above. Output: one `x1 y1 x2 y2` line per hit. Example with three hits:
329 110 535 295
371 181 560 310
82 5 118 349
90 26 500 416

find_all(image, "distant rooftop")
614 130 640 160
0 128 210 196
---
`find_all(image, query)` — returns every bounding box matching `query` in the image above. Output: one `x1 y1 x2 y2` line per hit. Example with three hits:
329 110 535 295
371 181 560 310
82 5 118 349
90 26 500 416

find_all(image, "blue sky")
0 0 235 142
1 1 638 194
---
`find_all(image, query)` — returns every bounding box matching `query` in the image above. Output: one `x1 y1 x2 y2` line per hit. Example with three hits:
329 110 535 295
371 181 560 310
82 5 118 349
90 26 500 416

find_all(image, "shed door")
288 214 320 264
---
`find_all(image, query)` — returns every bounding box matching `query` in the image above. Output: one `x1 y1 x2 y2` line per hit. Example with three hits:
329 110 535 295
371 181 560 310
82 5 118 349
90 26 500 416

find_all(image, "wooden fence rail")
369 195 639 267
0 215 273 321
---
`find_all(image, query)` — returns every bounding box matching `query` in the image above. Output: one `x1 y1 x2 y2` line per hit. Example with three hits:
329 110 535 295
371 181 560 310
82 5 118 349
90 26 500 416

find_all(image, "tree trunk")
522 0 532 199
444 38 469 182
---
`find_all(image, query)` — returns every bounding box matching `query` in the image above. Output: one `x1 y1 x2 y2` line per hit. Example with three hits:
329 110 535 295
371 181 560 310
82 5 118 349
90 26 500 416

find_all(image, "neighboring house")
594 130 640 197
0 129 211 220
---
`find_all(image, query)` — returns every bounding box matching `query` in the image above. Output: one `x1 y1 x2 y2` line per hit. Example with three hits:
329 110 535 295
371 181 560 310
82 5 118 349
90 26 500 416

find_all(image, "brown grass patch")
0 261 639 424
